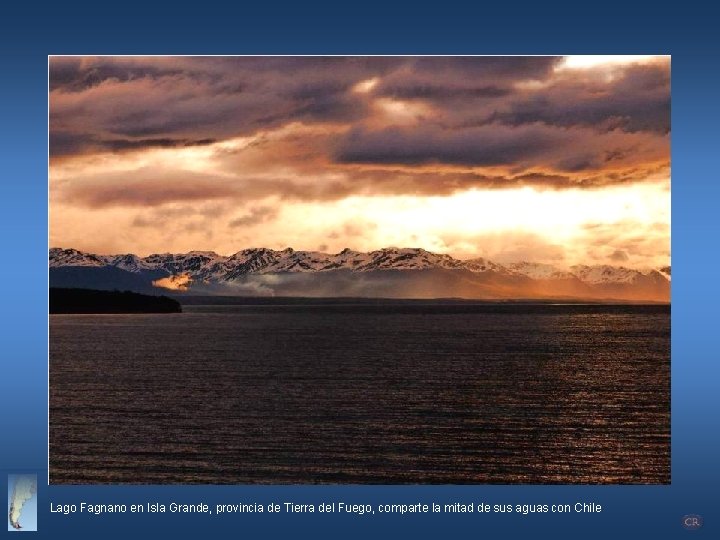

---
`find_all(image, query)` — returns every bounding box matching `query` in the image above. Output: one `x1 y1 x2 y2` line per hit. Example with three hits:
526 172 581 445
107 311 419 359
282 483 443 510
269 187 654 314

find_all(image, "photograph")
49 55 670 484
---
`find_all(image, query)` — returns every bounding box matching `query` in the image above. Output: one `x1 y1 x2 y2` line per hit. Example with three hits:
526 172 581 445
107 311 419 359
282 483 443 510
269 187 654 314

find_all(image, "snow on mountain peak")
507 262 574 280
49 248 107 268
49 246 670 288
569 264 643 284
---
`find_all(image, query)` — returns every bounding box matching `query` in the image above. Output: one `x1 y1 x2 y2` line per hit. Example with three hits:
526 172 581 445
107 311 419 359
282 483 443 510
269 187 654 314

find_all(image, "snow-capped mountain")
569 264 647 285
49 247 484 276
49 247 107 268
49 247 671 301
506 262 574 281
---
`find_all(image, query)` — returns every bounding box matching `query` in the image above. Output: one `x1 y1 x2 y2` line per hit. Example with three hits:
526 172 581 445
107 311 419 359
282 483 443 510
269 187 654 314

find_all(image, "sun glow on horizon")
276 183 669 265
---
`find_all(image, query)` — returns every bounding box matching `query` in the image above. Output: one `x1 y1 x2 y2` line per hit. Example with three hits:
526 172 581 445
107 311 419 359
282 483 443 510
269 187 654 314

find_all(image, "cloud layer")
49 56 670 268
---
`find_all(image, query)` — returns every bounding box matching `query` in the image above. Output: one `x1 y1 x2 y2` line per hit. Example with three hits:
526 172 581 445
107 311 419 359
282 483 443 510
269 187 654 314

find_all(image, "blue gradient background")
1 2 717 538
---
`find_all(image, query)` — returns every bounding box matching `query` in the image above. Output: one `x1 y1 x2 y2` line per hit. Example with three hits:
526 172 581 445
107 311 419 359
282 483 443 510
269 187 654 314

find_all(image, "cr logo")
682 514 703 530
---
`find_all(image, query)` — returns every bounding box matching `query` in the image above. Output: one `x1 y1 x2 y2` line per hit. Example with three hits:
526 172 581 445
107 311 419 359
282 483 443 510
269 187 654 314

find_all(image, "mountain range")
49 247 670 302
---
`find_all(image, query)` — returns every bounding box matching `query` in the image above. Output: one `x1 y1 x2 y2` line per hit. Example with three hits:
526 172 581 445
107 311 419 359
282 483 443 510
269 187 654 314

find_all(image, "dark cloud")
487 62 670 134
49 56 670 196
371 58 669 137
334 123 668 175
336 124 562 167
374 57 561 102
406 57 561 81
49 57 190 92
50 57 669 152
49 56 402 157
379 84 511 100
50 131 216 157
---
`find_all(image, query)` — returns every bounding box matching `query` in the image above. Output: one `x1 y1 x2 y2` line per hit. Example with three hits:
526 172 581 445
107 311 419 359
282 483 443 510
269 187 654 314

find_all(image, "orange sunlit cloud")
152 273 193 291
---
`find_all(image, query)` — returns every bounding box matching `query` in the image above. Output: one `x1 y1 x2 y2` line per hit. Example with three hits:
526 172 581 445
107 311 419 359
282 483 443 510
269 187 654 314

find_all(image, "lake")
50 303 670 484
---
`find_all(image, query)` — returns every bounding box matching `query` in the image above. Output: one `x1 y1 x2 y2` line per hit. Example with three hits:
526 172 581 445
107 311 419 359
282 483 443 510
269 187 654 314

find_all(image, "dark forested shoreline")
50 288 181 314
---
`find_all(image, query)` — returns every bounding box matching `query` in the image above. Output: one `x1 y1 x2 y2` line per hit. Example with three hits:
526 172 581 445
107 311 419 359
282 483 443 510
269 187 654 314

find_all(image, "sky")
49 56 670 269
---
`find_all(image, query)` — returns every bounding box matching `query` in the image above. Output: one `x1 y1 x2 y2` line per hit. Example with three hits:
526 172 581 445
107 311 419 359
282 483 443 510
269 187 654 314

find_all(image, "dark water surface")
50 303 670 484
